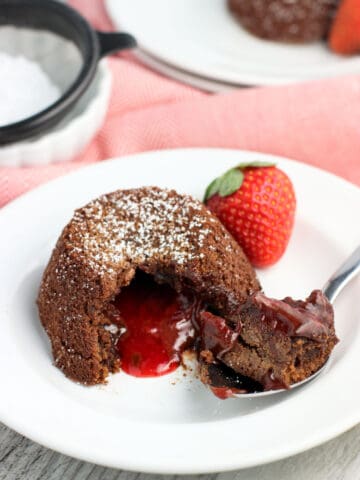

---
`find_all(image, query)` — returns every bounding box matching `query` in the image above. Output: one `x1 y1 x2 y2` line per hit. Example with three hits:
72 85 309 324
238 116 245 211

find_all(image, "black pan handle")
97 31 137 58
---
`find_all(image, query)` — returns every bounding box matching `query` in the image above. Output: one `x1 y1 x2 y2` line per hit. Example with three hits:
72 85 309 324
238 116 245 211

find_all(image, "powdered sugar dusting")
68 188 214 276
263 0 336 23
230 0 338 41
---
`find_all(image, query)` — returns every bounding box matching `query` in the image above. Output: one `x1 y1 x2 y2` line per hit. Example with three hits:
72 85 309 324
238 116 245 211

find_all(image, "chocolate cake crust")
37 187 260 385
228 0 339 43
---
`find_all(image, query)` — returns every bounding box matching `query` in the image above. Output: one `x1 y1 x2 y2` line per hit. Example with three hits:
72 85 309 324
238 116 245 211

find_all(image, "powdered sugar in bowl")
0 0 136 166
0 53 60 127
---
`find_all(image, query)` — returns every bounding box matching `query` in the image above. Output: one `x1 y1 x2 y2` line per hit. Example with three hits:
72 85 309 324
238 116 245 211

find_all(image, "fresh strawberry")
329 0 360 55
204 161 296 268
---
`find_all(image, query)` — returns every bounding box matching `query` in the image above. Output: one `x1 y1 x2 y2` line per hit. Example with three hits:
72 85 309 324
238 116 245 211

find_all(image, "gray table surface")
1 422 359 480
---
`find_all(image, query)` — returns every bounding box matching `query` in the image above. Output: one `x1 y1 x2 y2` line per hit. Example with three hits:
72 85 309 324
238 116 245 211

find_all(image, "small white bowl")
0 27 112 167
0 61 111 167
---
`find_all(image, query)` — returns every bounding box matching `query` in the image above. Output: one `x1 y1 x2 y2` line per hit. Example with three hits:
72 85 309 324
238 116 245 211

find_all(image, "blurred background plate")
106 0 360 87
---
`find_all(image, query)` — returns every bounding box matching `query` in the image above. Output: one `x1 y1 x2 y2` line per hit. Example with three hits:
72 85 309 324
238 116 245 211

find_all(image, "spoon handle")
323 245 360 303
97 32 137 58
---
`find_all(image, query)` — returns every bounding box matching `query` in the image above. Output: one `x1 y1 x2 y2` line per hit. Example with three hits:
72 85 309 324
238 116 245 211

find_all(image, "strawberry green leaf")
203 176 222 201
204 168 244 201
218 168 244 197
236 160 276 170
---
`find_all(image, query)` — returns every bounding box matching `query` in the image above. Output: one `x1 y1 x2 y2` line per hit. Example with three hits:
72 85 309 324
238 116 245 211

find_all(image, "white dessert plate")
106 0 360 86
0 149 359 474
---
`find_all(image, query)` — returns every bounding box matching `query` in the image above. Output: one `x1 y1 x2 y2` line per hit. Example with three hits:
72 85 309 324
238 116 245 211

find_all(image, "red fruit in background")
329 0 360 55
204 161 296 268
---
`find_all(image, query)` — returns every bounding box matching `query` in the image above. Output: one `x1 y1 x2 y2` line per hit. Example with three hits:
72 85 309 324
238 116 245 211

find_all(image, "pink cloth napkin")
0 0 359 208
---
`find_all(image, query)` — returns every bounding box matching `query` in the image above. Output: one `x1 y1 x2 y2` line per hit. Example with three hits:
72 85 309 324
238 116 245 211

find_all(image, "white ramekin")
0 59 111 167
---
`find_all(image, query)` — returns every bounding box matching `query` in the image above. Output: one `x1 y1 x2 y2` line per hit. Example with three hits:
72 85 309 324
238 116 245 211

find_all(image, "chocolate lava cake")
228 0 339 43
37 187 259 385
37 186 337 393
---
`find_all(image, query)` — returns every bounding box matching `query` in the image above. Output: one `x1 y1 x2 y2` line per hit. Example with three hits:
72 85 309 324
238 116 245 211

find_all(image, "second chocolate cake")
228 0 339 43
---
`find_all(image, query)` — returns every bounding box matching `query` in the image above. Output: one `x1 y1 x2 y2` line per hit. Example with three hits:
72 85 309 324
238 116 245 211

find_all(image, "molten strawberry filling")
112 272 200 377
110 273 334 393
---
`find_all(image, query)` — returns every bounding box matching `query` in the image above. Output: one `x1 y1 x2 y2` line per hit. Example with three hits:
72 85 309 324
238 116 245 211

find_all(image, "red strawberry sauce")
210 387 243 399
112 273 201 377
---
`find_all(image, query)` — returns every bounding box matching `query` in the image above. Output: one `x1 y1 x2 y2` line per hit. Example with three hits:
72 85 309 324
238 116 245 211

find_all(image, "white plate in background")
106 0 360 86
0 149 359 473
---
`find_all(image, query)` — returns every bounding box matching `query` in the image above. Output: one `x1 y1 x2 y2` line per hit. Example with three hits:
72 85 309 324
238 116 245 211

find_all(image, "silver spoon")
233 245 360 398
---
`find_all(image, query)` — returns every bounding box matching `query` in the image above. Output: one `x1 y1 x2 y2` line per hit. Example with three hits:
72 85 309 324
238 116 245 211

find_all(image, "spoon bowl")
232 359 330 398
232 245 360 398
